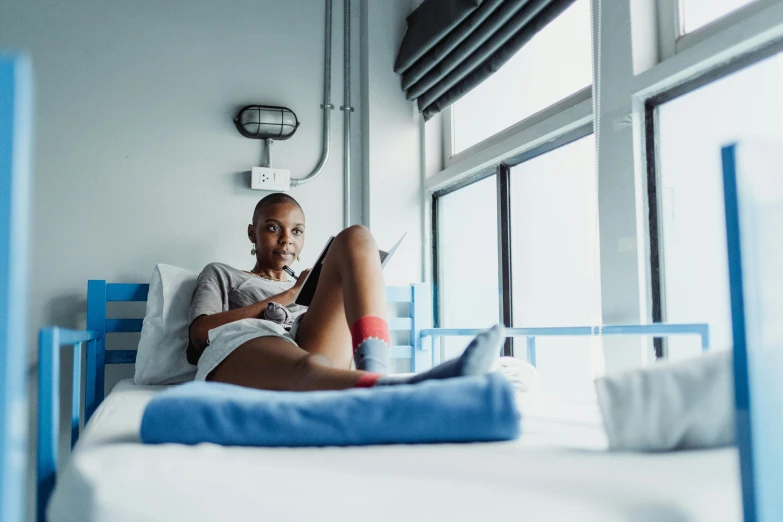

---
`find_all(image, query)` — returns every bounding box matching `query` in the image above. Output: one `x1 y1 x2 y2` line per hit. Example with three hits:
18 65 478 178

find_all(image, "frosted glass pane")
452 0 592 154
510 135 602 398
681 0 757 33
657 50 783 360
437 176 500 360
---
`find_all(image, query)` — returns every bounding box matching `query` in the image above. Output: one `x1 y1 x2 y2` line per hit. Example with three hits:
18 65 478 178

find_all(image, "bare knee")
335 225 375 250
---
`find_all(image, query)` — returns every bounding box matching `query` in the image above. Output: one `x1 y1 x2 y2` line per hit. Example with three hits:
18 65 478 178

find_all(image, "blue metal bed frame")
36 276 715 521
0 53 32 522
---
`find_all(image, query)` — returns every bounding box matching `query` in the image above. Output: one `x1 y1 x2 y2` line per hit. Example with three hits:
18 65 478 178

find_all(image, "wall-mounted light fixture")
234 105 299 140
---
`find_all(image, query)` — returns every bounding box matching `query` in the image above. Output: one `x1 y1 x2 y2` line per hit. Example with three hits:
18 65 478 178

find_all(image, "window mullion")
497 164 513 357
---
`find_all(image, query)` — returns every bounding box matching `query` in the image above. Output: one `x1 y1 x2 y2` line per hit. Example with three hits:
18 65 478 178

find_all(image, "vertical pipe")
341 0 353 227
291 0 333 186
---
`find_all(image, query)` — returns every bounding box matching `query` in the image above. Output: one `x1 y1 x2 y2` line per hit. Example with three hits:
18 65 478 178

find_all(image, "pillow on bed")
135 264 199 385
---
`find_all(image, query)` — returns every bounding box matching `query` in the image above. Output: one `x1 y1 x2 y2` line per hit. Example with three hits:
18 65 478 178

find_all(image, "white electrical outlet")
251 167 291 191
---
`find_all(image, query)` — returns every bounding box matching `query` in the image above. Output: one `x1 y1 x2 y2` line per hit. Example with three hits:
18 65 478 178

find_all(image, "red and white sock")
349 315 389 373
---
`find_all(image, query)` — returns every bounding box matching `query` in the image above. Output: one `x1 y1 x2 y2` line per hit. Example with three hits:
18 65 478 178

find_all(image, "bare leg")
208 326 505 391
294 225 386 368
208 336 366 391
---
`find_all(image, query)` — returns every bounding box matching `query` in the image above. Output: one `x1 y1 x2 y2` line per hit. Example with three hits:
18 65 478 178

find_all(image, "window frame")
657 0 782 60
643 35 783 358
432 124 594 361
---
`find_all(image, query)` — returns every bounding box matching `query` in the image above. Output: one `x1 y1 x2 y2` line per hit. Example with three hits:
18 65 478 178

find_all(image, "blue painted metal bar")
526 337 537 366
723 144 756 522
411 283 433 371
722 143 783 522
421 326 593 337
385 286 413 303
0 52 32 522
105 318 143 333
106 283 149 302
84 338 97 425
420 324 710 355
86 280 107 422
600 324 709 338
37 328 60 522
104 350 138 365
49 329 96 345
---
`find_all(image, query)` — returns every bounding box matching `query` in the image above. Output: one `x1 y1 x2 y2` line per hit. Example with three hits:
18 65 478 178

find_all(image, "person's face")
248 203 306 269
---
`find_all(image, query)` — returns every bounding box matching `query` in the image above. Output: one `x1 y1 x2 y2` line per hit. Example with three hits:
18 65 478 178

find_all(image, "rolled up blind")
395 0 577 121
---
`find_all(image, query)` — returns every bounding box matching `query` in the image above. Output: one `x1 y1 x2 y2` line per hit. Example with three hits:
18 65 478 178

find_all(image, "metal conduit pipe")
340 0 354 228
291 0 333 187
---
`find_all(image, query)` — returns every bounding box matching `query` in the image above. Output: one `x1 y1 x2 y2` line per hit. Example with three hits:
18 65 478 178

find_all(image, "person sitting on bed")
187 192 504 390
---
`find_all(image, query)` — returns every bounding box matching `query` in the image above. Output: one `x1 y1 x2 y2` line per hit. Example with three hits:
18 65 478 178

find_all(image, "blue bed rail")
37 328 98 522
421 323 710 366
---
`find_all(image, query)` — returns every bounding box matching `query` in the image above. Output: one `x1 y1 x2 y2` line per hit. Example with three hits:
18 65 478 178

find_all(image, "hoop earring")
251 245 256 256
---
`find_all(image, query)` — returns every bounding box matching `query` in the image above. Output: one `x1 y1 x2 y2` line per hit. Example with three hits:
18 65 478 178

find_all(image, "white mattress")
49 379 742 522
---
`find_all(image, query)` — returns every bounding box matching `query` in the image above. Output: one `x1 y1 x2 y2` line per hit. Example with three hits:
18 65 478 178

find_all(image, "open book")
293 232 406 306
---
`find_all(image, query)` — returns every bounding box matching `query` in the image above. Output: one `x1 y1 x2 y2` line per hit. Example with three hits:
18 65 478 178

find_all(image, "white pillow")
135 264 199 385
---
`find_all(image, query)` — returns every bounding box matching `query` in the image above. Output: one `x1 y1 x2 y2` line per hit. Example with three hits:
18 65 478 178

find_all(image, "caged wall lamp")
234 105 300 191
234 105 299 140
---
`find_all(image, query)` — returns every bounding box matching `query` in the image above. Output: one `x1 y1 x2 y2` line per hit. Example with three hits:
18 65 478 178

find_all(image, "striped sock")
354 325 504 388
349 316 390 373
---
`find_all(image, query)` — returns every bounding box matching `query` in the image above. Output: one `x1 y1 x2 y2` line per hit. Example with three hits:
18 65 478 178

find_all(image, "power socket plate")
251 167 291 191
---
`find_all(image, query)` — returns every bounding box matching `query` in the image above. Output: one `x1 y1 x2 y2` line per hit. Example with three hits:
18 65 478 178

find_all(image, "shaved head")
252 193 303 224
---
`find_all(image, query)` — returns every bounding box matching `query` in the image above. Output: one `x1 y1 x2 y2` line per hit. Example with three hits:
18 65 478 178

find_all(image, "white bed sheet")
49 379 742 522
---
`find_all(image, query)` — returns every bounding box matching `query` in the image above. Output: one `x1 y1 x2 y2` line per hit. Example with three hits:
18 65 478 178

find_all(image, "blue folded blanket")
140 373 520 447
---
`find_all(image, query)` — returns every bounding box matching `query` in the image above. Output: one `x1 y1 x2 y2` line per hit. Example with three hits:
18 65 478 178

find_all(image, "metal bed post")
722 143 782 522
85 280 107 422
0 51 33 522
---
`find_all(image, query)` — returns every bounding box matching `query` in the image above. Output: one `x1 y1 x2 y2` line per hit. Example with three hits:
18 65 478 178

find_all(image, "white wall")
0 0 420 518
0 0 353 360
361 0 424 285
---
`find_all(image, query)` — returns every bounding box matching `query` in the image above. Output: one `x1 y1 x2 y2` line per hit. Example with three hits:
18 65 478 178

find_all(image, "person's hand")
291 268 311 294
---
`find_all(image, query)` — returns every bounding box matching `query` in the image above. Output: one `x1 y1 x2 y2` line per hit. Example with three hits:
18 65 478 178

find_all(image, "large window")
510 135 601 397
436 175 500 360
451 0 592 155
428 0 783 402
434 133 600 397
680 0 759 33
653 48 783 360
